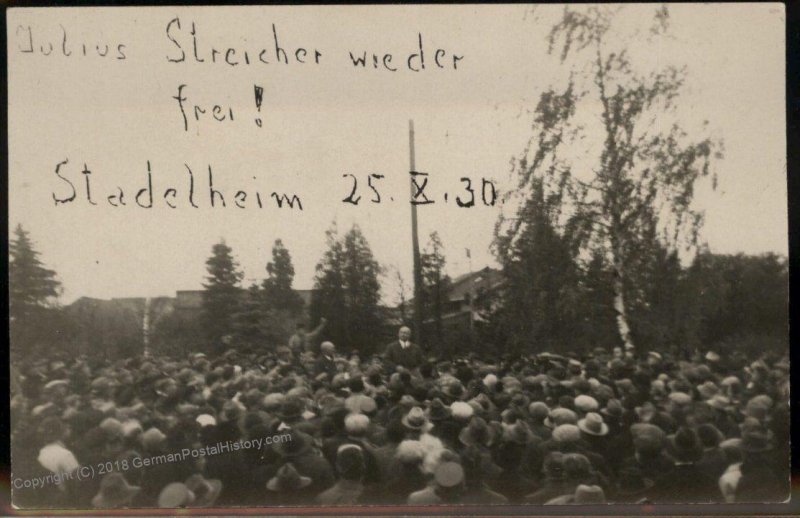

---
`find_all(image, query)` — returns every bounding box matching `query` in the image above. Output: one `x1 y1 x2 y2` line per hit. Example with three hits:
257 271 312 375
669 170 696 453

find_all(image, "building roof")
446 267 503 302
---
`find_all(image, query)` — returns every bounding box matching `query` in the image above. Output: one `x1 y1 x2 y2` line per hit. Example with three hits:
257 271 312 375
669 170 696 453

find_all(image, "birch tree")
497 5 722 349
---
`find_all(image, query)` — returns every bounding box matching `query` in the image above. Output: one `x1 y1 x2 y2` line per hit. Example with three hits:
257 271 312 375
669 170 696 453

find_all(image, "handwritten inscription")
51 159 303 211
12 16 497 213
15 24 127 59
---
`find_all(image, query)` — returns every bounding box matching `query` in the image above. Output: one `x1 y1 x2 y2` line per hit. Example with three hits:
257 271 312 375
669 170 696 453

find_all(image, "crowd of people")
10 325 791 508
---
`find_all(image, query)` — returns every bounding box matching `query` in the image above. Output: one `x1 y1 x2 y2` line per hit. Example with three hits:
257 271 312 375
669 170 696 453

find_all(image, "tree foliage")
420 232 451 347
262 239 305 315
10 224 61 321
310 224 386 354
684 252 788 356
496 5 722 349
202 240 243 352
493 179 584 354
9 224 64 357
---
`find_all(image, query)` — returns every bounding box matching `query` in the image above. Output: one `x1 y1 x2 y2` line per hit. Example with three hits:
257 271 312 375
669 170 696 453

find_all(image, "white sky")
7 4 787 305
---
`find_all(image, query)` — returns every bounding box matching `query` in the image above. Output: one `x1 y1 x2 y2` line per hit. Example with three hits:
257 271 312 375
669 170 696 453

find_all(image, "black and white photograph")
5 3 792 511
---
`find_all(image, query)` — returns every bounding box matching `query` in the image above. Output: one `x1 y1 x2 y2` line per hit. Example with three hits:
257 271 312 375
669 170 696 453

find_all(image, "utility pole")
143 297 151 357
409 120 424 346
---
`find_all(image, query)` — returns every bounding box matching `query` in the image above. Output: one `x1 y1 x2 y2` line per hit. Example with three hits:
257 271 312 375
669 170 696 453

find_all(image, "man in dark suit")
384 326 425 372
315 341 338 381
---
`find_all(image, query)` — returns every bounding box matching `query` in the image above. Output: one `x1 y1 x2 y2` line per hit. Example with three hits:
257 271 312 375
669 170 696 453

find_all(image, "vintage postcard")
6 3 790 511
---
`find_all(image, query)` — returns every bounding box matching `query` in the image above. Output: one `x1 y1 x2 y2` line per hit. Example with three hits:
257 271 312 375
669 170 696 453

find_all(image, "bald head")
321 341 336 355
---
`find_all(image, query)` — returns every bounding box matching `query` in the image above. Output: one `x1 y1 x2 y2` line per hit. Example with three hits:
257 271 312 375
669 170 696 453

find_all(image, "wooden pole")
409 120 424 345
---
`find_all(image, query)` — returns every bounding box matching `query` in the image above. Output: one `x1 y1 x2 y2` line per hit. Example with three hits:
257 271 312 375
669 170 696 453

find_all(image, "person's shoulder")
477 486 509 504
408 487 439 504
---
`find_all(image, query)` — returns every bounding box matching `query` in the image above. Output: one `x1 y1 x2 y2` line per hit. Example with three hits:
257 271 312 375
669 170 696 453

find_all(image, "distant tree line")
147 224 391 357
9 217 789 362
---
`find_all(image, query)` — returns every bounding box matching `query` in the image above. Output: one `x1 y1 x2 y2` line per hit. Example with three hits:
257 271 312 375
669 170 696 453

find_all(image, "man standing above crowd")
384 326 425 371
289 318 327 355
315 341 338 381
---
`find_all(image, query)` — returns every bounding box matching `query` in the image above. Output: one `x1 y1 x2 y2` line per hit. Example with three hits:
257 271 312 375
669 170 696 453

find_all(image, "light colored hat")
402 407 432 432
344 413 370 435
184 474 222 507
697 381 719 400
262 393 285 410
720 376 741 387
99 417 124 438
552 424 581 443
196 414 217 427
92 472 141 508
574 395 599 413
121 419 143 438
345 394 376 414
706 395 731 411
705 351 720 362
266 463 312 491
577 412 609 437
528 401 550 420
395 440 425 463
44 379 69 390
450 401 474 420
574 484 606 503
749 395 774 408
719 438 742 454
743 399 769 421
433 462 464 488
668 392 692 405
141 427 167 450
158 482 195 508
545 408 578 428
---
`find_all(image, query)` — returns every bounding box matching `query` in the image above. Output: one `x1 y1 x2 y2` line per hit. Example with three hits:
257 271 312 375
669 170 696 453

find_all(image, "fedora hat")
91 472 141 508
444 381 468 400
528 401 550 421
600 398 624 419
459 416 495 447
158 482 195 508
631 423 666 453
720 376 741 387
426 398 451 422
741 430 773 453
503 420 534 445
696 381 719 400
402 406 433 432
578 412 609 437
552 424 581 444
616 466 654 497
574 484 606 504
669 427 703 462
450 401 474 420
184 474 222 507
574 395 599 413
399 394 420 408
272 429 312 457
433 462 464 488
544 407 577 428
278 397 305 421
668 391 692 406
266 463 312 491
706 395 731 411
